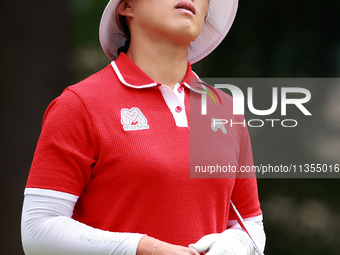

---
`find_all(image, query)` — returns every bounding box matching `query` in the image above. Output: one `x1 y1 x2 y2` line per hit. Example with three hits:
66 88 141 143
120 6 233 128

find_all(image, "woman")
21 0 266 254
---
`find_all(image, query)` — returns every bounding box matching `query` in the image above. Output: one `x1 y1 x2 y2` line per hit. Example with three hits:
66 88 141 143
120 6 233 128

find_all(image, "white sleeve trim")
227 214 263 228
24 187 79 202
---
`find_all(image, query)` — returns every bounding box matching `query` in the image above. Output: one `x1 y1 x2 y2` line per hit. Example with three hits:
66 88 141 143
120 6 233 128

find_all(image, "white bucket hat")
99 0 238 64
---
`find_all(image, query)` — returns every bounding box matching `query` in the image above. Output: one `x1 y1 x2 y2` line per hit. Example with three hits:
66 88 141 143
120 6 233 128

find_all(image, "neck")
126 34 189 90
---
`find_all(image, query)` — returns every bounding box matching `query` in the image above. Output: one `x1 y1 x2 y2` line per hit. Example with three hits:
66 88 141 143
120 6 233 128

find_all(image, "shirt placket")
158 83 188 127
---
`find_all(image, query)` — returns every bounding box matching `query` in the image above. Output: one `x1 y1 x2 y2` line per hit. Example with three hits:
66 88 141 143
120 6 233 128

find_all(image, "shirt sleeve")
26 89 97 196
230 116 262 220
227 120 265 253
21 189 144 255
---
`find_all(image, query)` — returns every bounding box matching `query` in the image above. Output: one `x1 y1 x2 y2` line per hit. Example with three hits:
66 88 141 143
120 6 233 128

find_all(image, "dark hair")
117 14 131 55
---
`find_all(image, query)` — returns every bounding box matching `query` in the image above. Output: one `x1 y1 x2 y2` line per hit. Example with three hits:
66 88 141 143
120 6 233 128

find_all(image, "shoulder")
216 87 233 107
42 65 118 123
66 64 119 97
46 63 129 117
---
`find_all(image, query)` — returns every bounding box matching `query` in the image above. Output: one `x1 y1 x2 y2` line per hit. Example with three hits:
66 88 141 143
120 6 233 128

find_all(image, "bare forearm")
137 236 199 255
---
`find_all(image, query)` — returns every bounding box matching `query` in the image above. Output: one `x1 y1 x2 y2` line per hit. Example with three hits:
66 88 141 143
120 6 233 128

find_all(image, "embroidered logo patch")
121 107 150 131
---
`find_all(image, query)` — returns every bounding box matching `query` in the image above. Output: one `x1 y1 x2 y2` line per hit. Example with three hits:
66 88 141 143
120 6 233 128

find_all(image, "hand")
137 236 199 255
189 229 250 255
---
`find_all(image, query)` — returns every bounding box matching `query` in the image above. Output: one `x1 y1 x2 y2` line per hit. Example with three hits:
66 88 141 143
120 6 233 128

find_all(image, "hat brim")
99 0 238 64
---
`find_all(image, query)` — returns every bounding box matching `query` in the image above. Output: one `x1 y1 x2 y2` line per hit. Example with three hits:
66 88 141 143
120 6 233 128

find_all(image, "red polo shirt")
26 53 261 246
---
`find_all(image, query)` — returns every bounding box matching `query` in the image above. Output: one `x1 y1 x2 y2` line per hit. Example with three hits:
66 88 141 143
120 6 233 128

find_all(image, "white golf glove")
189 229 251 255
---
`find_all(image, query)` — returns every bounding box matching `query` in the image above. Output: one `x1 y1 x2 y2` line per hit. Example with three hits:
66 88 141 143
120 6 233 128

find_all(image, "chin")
180 31 201 44
171 27 202 44
168 33 197 46
176 20 202 34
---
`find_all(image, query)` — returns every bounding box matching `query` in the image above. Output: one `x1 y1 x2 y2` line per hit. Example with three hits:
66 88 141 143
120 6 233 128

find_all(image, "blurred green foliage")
67 0 340 79
196 0 340 77
67 0 108 46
